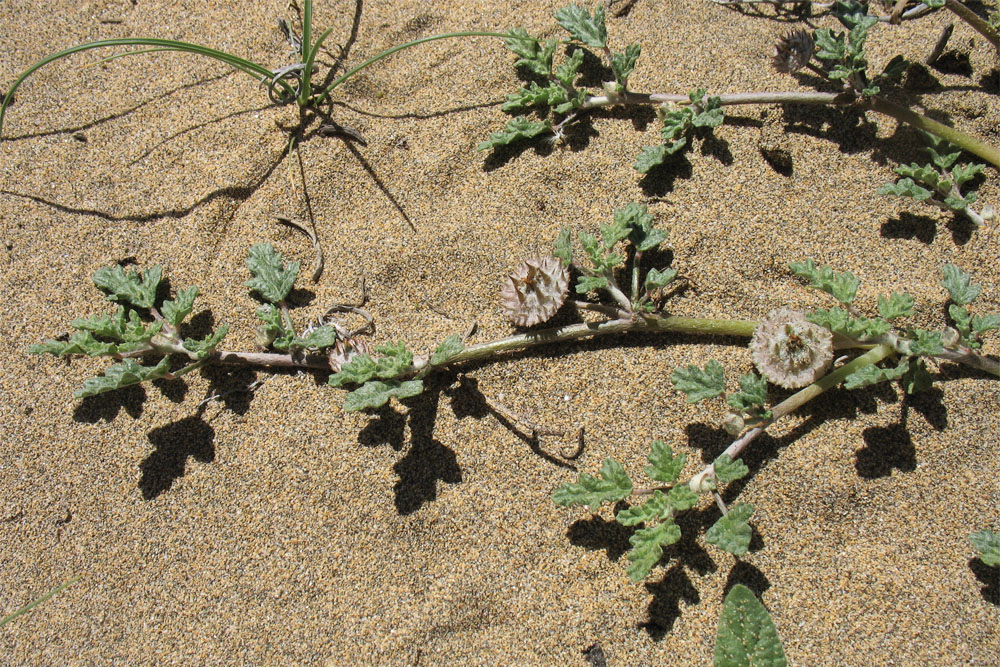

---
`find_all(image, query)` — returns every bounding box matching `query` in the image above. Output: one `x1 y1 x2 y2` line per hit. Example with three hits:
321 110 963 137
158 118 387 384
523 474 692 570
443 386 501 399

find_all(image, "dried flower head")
328 336 373 372
501 256 569 327
772 29 815 74
750 307 833 389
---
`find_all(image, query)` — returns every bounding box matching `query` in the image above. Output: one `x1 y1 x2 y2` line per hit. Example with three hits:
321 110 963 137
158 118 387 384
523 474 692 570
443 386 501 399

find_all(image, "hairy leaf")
245 244 299 304
645 267 677 291
611 43 641 87
951 162 984 187
877 292 914 320
328 354 377 387
634 144 670 173
93 264 162 309
477 117 550 151
30 331 118 357
576 275 608 293
843 358 910 390
343 379 424 412
160 287 199 328
553 458 633 509
616 490 672 527
807 307 889 339
705 502 754 556
908 328 944 356
74 357 172 399
714 454 749 485
878 178 934 202
726 373 768 414
667 485 700 511
626 519 681 581
714 584 787 667
430 334 464 365
645 440 687 483
970 530 1000 567
374 341 414 379
501 81 567 112
255 303 294 350
789 259 858 304
289 325 339 351
554 3 607 48
972 313 1000 336
182 325 229 359
671 360 725 403
553 228 574 265
901 358 933 394
554 48 585 91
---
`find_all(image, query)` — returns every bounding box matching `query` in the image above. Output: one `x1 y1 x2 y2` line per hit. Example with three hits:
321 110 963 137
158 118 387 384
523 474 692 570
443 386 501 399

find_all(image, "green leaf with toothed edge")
245 244 299 304
576 275 608 294
901 358 933 394
554 3 607 48
502 29 555 78
92 264 162 309
970 530 1000 567
877 292 914 320
554 48 584 90
288 325 338 351
552 458 633 509
160 287 199 328
807 307 889 340
328 354 377 387
713 454 749 485
671 360 725 403
941 263 981 305
553 228 573 266
182 325 229 359
714 584 787 667
645 440 687 484
843 358 910 390
430 335 464 366
645 268 677 292
706 502 754 556
476 117 550 151
626 519 681 581
972 313 1000 336
611 43 641 87
788 260 858 304
343 379 424 412
30 331 118 358
615 203 667 252
74 357 172 399
501 81 568 113
616 490 672 527
907 329 943 356
726 373 768 413
951 163 984 188
667 485 700 511
373 341 413 379
878 178 934 202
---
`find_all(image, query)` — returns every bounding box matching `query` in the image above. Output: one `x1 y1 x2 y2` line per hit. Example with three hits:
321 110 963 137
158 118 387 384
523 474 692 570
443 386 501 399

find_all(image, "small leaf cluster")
671 360 771 434
480 3 641 152
30 263 228 398
328 341 424 411
941 263 1000 350
814 2 904 97
634 89 724 174
879 134 992 227
246 244 340 353
554 441 752 581
553 203 675 309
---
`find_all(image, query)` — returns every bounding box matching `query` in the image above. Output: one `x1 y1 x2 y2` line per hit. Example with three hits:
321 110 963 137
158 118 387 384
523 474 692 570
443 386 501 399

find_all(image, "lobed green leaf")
808 307 889 340
343 379 424 412
789 259 858 304
645 267 677 292
626 519 681 581
843 358 910 390
289 325 339 351
671 360 725 403
477 117 551 151
667 485 700 511
713 454 749 485
245 243 299 304
553 228 574 265
705 502 754 556
726 373 769 413
645 440 687 484
611 43 641 87
182 324 229 359
877 292 914 320
901 358 933 394
160 287 199 328
374 341 414 379
430 334 464 366
554 3 607 48
93 264 162 309
74 357 172 399
616 490 672 527
328 354 377 387
970 530 1000 567
878 178 934 202
552 458 633 509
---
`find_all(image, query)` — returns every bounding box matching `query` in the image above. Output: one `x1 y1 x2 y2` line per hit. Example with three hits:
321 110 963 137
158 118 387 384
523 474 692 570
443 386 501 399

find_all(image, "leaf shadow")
969 558 999 605
140 413 215 499
73 384 146 422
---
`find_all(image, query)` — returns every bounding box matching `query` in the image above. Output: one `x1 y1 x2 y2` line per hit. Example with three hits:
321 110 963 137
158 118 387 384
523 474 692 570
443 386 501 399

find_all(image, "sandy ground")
1 0 999 663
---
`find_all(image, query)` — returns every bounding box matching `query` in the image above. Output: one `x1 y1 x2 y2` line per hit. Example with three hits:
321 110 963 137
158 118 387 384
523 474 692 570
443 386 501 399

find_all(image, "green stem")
311 31 512 106
0 575 81 627
688 344 894 492
944 0 1000 54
